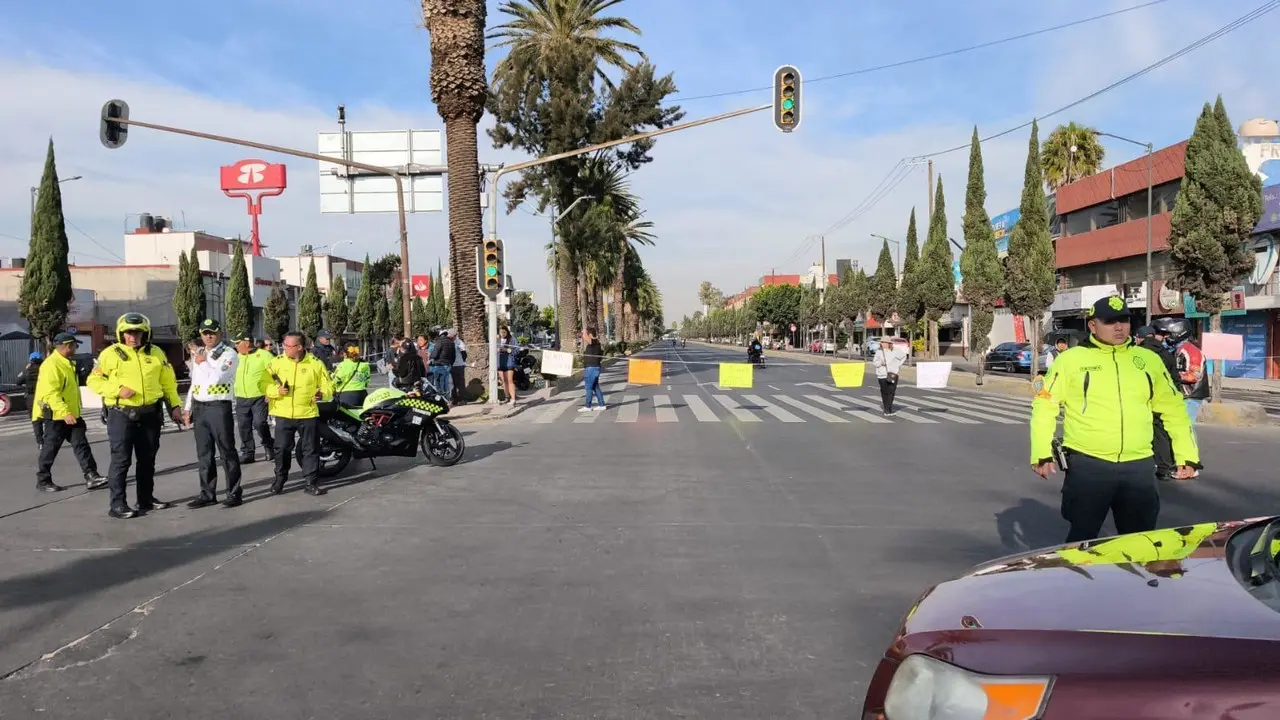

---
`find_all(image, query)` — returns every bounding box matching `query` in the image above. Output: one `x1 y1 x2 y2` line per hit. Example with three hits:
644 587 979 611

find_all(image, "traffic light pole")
99 109 442 337
482 102 771 404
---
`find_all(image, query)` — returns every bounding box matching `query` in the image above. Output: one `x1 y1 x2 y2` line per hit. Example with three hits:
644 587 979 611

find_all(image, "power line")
674 0 1177 103
909 0 1280 160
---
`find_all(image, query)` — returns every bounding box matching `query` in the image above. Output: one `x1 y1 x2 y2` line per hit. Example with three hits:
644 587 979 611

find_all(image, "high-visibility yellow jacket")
32 351 82 421
333 358 371 392
1031 335 1198 466
87 343 182 409
234 348 274 399
261 353 334 419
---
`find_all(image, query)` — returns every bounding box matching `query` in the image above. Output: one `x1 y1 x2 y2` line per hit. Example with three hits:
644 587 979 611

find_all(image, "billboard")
990 208 1020 255
410 274 432 299
1256 185 1280 234
219 159 287 192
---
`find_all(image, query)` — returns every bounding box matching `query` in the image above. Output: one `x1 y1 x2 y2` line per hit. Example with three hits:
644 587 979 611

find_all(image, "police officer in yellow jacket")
233 332 275 463
333 344 371 406
1031 296 1200 543
87 313 185 519
34 332 107 493
261 331 334 496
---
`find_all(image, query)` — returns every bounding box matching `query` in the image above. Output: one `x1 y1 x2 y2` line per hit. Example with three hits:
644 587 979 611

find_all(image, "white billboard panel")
318 130 444 214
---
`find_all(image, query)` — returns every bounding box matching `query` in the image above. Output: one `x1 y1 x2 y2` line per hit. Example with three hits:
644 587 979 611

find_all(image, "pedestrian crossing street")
526 381 1034 426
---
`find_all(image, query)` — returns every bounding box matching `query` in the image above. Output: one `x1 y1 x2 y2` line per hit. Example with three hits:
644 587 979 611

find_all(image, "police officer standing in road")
87 313 185 519
1031 296 1200 543
34 332 107 493
184 319 243 508
233 332 275 463
263 331 334 496
1136 324 1180 482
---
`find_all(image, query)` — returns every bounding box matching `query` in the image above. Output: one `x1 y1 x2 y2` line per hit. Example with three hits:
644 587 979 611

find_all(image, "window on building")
1064 200 1119 235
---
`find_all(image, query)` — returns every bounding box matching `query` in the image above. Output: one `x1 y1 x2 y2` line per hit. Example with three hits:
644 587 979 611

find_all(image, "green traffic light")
486 266 498 277
782 98 794 111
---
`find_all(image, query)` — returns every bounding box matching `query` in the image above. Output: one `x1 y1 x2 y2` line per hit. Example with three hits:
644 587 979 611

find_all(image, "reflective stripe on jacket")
1030 335 1199 466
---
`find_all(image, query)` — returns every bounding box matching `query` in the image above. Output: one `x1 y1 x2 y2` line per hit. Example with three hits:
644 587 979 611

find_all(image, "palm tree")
488 0 648 346
1041 121 1106 190
422 0 488 349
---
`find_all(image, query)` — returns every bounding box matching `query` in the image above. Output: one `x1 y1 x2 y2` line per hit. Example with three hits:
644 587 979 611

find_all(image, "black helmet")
1134 326 1156 340
115 312 152 345
1151 316 1192 344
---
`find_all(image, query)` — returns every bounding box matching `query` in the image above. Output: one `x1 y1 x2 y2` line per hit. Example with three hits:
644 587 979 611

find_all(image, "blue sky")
0 0 1275 319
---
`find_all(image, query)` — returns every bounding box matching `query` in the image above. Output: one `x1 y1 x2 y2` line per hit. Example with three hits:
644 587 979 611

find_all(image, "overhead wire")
673 0 1178 102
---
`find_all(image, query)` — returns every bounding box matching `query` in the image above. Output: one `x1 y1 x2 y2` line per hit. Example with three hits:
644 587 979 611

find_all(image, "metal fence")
0 337 36 386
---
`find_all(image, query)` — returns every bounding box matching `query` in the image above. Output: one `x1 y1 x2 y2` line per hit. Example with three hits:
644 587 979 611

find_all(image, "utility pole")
819 234 827 303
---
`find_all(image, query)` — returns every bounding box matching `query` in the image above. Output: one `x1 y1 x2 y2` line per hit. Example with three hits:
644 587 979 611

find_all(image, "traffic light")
100 99 130 149
478 238 504 300
773 65 801 133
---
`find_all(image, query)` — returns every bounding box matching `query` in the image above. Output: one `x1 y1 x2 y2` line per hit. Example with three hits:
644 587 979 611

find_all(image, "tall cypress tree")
175 247 205 341
263 283 289 342
391 283 405 337
411 296 430 336
375 290 392 345
352 254 376 345
225 240 253 340
19 140 74 343
897 209 923 330
325 275 349 335
1169 96 1262 401
297 257 322 338
959 127 1004 382
919 177 956 358
867 240 898 324
1005 119 1057 375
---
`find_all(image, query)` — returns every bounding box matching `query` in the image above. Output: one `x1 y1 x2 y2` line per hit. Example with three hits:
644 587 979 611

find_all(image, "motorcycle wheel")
422 419 465 467
0 393 10 417
514 373 531 392
314 436 353 478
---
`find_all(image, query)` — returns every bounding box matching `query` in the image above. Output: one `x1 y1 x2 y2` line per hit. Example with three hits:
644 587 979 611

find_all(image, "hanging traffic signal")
773 66 801 133
477 238 504 300
100 99 130 149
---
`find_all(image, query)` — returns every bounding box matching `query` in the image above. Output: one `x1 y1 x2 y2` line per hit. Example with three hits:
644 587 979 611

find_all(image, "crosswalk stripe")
615 395 640 423
889 397 982 424
802 394 891 423
951 392 1032 416
604 382 628 393
838 395 939 423
713 395 761 422
741 394 804 423
903 392 1027 422
533 401 575 424
682 394 720 422
773 395 848 422
653 394 678 422
574 405 604 422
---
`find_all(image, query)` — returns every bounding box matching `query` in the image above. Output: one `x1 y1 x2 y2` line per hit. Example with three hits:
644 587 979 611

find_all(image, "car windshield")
1226 517 1280 614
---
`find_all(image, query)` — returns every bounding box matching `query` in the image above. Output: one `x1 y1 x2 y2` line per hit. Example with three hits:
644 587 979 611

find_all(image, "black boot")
37 480 63 493
85 472 107 490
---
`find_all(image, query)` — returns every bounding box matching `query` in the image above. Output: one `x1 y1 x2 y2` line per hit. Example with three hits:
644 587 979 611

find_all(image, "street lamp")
1092 130 1154 325
870 233 901 281
29 175 83 242
550 195 595 344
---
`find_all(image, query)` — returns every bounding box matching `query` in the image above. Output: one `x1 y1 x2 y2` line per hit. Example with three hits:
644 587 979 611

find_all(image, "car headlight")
883 654 1051 720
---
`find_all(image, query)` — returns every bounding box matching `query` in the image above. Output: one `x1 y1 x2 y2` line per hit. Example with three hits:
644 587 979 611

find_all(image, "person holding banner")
873 337 908 415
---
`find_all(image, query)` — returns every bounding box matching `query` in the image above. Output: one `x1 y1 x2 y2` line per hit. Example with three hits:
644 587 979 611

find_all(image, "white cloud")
1 0 1276 322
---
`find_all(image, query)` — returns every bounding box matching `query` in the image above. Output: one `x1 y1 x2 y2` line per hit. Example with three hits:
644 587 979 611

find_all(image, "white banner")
540 350 574 377
915 361 952 389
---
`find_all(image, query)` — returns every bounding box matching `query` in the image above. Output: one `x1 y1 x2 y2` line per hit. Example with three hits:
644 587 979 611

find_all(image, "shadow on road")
994 499 1066 552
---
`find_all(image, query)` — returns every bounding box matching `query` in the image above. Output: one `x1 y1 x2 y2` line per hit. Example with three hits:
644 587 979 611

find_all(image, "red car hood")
902 518 1280 641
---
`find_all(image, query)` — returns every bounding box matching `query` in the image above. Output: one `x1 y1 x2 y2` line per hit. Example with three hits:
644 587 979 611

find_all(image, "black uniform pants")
274 417 320 487
451 366 466 402
234 396 274 459
1061 450 1160 543
36 417 99 484
878 378 898 413
31 420 44 447
106 407 163 511
193 401 242 501
336 390 367 407
1151 413 1175 481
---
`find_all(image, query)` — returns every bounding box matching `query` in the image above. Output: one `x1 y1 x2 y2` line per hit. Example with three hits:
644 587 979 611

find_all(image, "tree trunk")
596 288 606 337
1028 316 1042 377
443 116 487 389
556 247 578 350
927 319 938 361
1209 312 1223 403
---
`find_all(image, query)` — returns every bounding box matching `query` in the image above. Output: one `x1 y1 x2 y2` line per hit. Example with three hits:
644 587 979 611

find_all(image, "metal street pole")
29 175 83 242
550 195 595 347
485 103 771 404
102 113 441 337
1093 130 1154 325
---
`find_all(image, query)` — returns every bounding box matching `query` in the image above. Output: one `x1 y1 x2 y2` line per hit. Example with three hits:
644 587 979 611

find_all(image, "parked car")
860 517 1280 719
984 341 1032 372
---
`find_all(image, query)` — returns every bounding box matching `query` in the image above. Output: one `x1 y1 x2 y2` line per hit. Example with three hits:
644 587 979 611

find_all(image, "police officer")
312 330 336 371
183 319 243 508
262 331 334 496
87 313 185 519
1136 324 1179 482
233 332 275 463
332 344 371 406
1030 296 1200 543
34 332 107 493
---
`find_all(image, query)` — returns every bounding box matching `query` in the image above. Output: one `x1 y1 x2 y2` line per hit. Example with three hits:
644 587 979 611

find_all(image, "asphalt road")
0 346 1277 718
